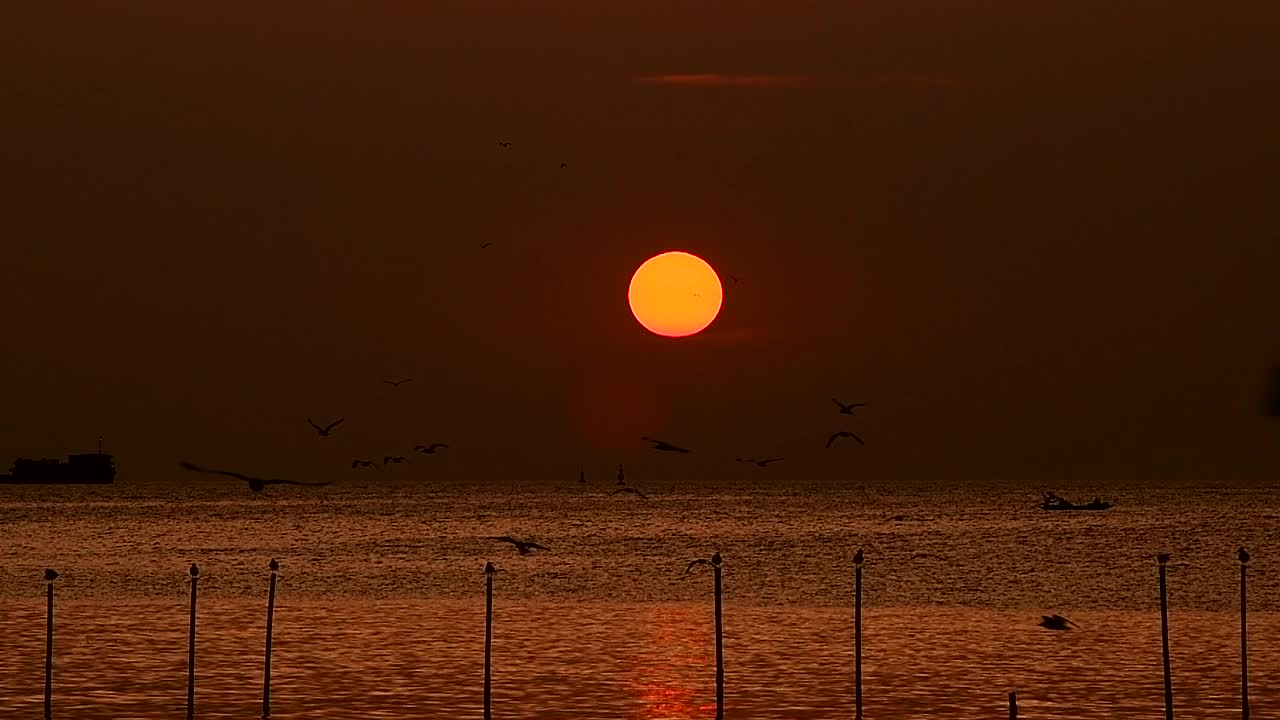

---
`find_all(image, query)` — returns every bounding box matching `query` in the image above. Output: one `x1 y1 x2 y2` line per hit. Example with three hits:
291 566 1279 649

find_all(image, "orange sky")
1 2 1277 484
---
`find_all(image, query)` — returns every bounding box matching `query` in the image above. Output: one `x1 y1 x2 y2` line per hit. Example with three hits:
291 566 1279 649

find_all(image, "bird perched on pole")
44 568 58 582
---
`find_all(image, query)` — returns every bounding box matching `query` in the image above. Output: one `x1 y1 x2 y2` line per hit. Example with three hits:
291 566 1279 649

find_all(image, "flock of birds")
179 382 871 496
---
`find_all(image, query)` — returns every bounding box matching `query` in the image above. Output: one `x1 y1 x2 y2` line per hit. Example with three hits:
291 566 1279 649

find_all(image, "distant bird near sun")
628 251 723 337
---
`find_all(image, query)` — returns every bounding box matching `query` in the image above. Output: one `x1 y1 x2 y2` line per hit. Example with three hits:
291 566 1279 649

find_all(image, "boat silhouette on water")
0 440 116 484
1039 491 1112 511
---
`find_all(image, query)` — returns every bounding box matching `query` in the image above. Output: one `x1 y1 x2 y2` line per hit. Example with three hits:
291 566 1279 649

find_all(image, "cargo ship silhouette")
0 439 115 484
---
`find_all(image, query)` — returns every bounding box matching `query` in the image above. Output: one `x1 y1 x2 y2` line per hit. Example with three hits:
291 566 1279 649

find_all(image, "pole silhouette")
854 548 864 720
1239 548 1250 720
484 561 496 720
1009 691 1018 719
44 568 57 720
263 558 279 719
187 563 200 720
1158 553 1173 720
713 553 724 720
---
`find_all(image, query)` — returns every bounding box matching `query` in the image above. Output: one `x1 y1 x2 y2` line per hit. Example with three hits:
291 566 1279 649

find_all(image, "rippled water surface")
1 479 1278 717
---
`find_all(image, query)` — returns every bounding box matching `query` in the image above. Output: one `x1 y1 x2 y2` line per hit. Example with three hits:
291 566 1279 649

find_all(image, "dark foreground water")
1 478 1277 718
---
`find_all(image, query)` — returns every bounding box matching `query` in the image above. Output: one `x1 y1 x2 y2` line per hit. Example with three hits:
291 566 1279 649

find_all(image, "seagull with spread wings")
307 418 344 437
179 461 333 493
414 443 449 455
826 431 864 448
383 378 413 387
685 551 723 573
642 436 691 453
736 457 784 468
832 398 867 415
489 536 549 555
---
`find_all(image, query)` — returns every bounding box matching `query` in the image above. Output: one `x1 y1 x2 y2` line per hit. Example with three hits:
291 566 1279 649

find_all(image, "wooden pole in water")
1239 548 1250 720
854 548 864 720
484 561 496 720
262 558 279 719
1158 553 1173 720
1008 691 1018 719
44 569 57 720
713 552 724 720
187 563 200 720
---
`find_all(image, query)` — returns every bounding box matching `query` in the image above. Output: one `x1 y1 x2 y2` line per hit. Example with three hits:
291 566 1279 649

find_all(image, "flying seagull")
351 459 378 470
383 377 413 387
497 140 513 148
307 418 344 437
612 487 649 499
1038 614 1078 631
383 456 408 465
642 436 691 453
44 568 58 582
489 536 549 555
736 457 784 468
414 443 449 455
178 461 333 493
832 398 867 415
560 162 568 169
480 242 493 249
826 431 864 448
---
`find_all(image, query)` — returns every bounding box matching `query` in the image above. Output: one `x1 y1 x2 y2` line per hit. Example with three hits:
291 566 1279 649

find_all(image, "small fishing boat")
1039 492 1112 511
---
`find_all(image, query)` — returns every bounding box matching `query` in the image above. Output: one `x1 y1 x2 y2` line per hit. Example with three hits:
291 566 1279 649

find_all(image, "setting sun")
628 251 723 337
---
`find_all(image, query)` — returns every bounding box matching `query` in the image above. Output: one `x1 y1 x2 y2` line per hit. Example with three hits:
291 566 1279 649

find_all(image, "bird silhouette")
178 461 333 493
307 418 344 437
612 487 649 499
351 459 378 470
485 561 501 575
44 568 58 582
1158 553 1171 564
832 398 867 415
642 436 691 453
414 443 449 455
687 551 723 572
736 457 783 468
269 558 280 572
382 378 413 387
489 536 549 555
480 242 493 249
560 162 568 169
383 456 408 465
1239 547 1250 564
1038 614 1077 630
728 275 742 285
826 431 864 448
853 548 864 565
497 140 513 148
189 563 200 578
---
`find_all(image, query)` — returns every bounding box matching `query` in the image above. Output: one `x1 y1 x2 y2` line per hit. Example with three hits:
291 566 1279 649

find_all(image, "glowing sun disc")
628 251 723 337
